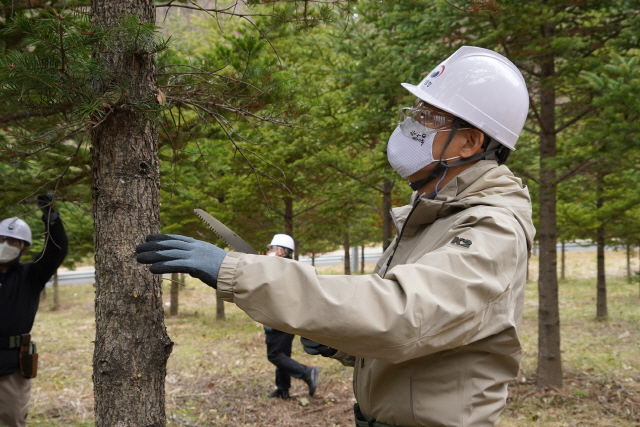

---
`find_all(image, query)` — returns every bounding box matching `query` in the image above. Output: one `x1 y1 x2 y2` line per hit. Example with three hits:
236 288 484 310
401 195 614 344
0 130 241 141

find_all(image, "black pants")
265 329 309 391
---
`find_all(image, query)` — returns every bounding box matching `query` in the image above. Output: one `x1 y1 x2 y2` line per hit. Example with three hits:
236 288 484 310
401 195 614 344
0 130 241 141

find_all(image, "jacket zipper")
384 197 422 273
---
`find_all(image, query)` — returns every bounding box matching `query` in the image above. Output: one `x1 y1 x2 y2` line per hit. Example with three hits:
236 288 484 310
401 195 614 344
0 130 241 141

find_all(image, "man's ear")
459 129 485 159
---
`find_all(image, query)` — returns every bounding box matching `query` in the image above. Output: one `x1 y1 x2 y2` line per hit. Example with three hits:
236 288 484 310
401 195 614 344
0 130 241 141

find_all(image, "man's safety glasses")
0 236 24 247
398 100 471 131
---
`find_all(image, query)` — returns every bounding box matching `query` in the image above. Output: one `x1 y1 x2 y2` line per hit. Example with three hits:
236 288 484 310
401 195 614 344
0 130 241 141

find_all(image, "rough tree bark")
536 26 563 388
91 0 172 425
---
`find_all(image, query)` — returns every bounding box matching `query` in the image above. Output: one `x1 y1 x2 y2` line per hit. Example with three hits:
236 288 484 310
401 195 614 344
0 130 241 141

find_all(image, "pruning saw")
194 209 258 255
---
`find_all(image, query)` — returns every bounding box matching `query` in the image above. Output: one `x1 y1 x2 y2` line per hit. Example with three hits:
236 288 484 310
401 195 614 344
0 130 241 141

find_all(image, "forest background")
0 0 639 426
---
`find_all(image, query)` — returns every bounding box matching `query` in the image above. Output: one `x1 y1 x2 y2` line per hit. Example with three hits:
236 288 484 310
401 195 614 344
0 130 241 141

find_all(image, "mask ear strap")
408 121 502 192
409 119 461 191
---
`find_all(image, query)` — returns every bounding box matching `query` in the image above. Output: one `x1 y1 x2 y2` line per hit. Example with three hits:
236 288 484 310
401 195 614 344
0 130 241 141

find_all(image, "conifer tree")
1 1 354 424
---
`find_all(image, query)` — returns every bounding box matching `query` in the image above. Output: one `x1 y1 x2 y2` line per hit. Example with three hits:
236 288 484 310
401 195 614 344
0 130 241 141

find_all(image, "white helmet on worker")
268 234 295 251
0 217 32 246
388 46 529 191
401 46 529 150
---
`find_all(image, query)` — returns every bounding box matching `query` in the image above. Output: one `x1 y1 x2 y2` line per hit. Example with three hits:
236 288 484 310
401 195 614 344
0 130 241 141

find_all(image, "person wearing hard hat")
262 234 319 400
137 46 534 426
0 195 68 427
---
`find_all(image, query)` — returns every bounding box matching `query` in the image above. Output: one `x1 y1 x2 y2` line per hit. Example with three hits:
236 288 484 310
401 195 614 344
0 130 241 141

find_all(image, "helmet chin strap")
409 119 499 192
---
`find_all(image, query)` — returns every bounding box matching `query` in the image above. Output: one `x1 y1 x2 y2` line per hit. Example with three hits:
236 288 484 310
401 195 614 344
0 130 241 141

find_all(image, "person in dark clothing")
263 234 318 400
0 195 68 427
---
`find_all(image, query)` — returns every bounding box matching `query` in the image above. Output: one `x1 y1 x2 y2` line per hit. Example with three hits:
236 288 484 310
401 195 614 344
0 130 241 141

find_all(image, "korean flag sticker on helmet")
420 64 445 90
430 65 445 78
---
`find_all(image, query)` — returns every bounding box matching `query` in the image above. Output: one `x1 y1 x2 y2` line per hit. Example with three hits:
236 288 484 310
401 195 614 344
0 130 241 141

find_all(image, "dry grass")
26 250 640 426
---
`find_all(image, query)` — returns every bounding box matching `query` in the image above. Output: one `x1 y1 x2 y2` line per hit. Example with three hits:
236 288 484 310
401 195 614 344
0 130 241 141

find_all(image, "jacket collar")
391 160 531 239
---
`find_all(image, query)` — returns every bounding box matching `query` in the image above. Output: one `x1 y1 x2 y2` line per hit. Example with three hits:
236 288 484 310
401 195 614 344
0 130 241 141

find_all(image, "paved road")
52 252 386 286
52 241 607 287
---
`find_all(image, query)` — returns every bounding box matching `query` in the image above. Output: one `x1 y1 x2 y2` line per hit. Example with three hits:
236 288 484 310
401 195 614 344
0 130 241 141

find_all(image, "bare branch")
292 199 329 217
527 94 546 133
554 159 600 185
555 106 594 134
523 126 541 136
329 164 384 193
154 1 273 17
0 110 59 125
513 169 540 185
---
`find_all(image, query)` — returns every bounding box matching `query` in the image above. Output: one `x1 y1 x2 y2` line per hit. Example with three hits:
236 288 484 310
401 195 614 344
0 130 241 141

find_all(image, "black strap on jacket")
0 335 22 349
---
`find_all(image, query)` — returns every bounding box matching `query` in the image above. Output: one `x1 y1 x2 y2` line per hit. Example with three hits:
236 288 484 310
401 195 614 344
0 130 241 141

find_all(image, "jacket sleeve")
216 208 528 364
27 218 69 291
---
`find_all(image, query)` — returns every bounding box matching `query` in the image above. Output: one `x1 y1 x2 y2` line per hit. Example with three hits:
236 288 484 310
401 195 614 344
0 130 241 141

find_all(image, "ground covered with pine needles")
28 249 640 426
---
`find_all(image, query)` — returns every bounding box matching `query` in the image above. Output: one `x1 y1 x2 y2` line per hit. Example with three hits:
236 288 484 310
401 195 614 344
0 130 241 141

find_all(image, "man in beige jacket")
137 46 535 427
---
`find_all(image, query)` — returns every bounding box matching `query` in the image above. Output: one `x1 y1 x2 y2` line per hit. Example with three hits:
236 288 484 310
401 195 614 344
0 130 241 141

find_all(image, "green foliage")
2 0 639 267
558 51 640 246
1 3 357 265
0 11 168 124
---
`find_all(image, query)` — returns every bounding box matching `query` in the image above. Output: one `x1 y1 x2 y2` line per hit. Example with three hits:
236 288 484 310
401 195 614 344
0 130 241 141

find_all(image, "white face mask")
267 252 277 257
387 117 439 178
0 241 22 264
387 117 460 178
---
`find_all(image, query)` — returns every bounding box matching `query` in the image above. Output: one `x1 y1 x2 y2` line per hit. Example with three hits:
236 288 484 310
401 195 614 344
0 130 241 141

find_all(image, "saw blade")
194 209 258 254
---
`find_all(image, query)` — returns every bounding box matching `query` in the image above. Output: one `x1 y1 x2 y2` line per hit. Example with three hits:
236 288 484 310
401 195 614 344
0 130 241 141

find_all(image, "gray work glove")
37 193 58 223
136 234 227 289
300 337 337 357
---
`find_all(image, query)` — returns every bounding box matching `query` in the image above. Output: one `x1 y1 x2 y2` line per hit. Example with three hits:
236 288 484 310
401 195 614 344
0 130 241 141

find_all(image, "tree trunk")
596 227 607 319
351 245 359 274
344 232 351 275
626 243 631 283
561 241 565 280
40 286 46 301
284 193 296 259
91 1 172 425
170 272 179 316
596 175 607 319
311 252 315 267
536 32 563 388
361 245 365 274
52 270 59 311
216 292 226 321
382 179 393 251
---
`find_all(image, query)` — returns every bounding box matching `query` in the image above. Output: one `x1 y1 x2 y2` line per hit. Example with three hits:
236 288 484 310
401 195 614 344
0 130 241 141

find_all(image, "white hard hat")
401 46 529 150
268 234 295 251
0 217 32 246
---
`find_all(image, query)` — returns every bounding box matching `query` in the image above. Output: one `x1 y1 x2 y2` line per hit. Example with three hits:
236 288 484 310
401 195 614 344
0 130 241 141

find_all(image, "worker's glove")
37 193 58 223
300 337 337 357
136 234 227 289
